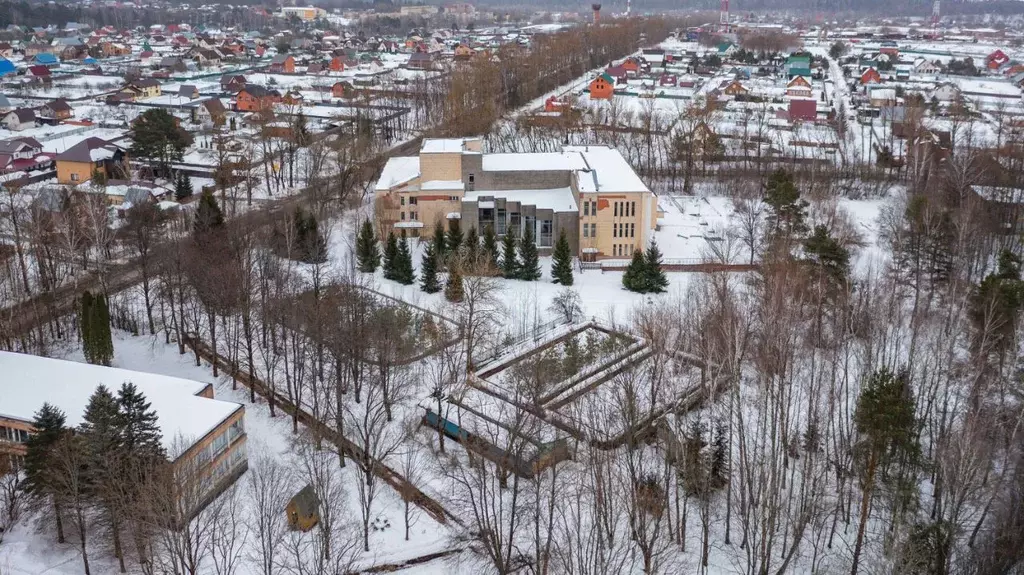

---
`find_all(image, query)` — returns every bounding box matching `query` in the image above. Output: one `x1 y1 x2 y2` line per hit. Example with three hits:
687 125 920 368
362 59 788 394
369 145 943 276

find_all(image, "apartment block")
374 138 659 260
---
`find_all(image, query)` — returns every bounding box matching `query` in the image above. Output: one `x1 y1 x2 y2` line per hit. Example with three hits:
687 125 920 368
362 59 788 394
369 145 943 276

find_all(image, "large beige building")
374 138 659 260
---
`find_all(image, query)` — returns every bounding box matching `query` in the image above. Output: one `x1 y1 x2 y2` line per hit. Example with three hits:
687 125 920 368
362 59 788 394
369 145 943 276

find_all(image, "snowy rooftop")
0 351 242 454
374 156 420 191
465 187 577 212
420 137 480 153
421 179 464 191
566 146 650 194
482 152 588 172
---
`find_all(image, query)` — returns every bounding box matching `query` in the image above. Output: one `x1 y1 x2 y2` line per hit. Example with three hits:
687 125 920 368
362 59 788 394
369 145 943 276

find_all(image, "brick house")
235 84 281 112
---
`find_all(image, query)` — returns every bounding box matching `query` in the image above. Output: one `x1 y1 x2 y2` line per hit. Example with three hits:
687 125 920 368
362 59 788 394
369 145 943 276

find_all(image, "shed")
286 484 320 532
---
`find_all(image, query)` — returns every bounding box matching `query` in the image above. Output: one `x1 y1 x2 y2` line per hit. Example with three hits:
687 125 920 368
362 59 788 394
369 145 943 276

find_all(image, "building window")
583 201 590 217
449 196 459 201
70 173 79 181
614 202 619 217
613 223 618 238
228 418 244 442
211 431 229 458
631 201 636 217
411 212 418 220
400 196 405 206
400 212 406 220
630 223 635 238
468 173 475 183
590 223 596 238
583 224 590 238
409 197 418 205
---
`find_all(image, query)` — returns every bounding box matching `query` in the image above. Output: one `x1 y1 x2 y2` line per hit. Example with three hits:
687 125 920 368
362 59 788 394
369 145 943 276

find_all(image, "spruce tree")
518 224 541 281
193 189 224 236
117 382 165 460
80 291 96 364
500 232 519 279
464 226 479 268
382 231 398 280
622 249 647 292
446 218 464 254
174 173 193 201
445 266 464 302
432 221 447 261
356 219 380 273
643 241 669 294
95 293 113 366
551 229 574 286
420 243 441 293
23 403 68 543
395 233 416 285
80 384 122 561
482 225 499 270
294 209 327 263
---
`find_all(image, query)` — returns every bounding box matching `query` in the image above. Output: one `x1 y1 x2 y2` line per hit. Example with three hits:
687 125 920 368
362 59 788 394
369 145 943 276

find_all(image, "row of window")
582 200 599 216
582 222 597 238
0 425 30 444
613 223 636 239
614 201 637 218
194 418 245 469
201 442 247 496
399 196 419 206
4 453 24 471
400 211 418 221
613 244 636 257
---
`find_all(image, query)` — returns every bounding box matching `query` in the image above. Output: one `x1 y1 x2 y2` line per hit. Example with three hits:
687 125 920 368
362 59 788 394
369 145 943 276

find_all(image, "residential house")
785 75 813 98
0 136 47 174
197 98 227 126
722 79 749 96
0 58 14 76
454 44 474 60
589 72 615 100
286 485 320 532
374 137 658 260
330 81 350 99
36 99 72 123
787 54 811 78
869 87 898 108
158 56 186 73
235 84 281 112
0 43 12 58
55 137 126 184
33 53 58 67
220 74 247 94
282 90 303 105
915 59 942 75
659 74 677 87
0 350 247 521
80 178 171 206
407 51 433 70
329 55 345 72
178 84 199 100
860 67 882 85
269 54 295 74
987 49 1010 70
26 65 51 79
1 109 35 131
932 82 960 102
0 95 12 114
122 78 162 100
788 99 818 122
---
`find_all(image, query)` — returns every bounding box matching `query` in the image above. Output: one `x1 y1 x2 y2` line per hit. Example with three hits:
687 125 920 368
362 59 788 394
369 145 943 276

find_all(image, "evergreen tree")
464 226 479 268
622 250 647 292
355 219 380 273
518 224 540 281
81 291 112 366
117 382 165 460
394 233 416 285
130 108 192 176
294 209 327 263
382 231 398 280
482 225 499 270
500 232 519 279
444 266 464 302
643 241 669 294
551 229 574 286
22 403 68 543
446 218 464 254
80 291 96 364
174 173 193 202
432 221 447 261
970 249 1024 361
804 224 850 288
764 168 808 239
420 243 441 293
80 385 123 564
193 189 224 237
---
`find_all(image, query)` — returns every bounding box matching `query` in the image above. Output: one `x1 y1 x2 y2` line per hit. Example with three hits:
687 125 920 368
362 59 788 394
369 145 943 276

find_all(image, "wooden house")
286 485 320 532
785 75 812 98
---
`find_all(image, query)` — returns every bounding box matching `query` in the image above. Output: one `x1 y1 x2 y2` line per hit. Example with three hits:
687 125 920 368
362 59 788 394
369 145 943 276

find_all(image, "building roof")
239 84 280 98
563 146 650 193
0 136 42 154
290 484 319 517
55 137 120 163
375 156 420 190
0 350 242 457
202 98 226 116
482 151 588 172
421 137 479 153
5 108 34 123
464 187 577 212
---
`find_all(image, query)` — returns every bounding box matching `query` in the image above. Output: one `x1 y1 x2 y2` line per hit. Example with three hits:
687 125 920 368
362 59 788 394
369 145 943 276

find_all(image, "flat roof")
465 187 577 212
0 351 242 456
482 151 588 172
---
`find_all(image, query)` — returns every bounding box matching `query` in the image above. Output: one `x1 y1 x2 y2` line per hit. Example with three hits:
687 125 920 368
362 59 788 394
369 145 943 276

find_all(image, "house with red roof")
860 67 882 85
987 49 1010 70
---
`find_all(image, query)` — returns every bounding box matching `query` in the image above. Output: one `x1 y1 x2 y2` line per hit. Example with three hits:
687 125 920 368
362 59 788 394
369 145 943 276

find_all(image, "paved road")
0 136 423 339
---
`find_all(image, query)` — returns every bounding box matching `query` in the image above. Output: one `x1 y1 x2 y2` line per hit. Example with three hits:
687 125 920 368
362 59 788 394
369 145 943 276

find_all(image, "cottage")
454 44 474 60
235 84 281 112
0 136 45 173
987 49 1010 70
589 72 615 100
55 137 126 184
869 87 898 108
36 99 72 123
2 109 35 131
722 80 749 96
220 74 247 94
26 65 51 78
269 54 295 74
407 51 433 70
860 67 882 85
915 59 942 75
330 81 351 99
785 75 813 98
197 98 227 126
286 485 320 532
788 99 817 122
931 82 960 103
122 78 162 100
178 84 199 100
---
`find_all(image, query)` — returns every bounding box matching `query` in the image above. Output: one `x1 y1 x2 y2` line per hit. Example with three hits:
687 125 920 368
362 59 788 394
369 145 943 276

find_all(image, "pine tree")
482 225 499 270
174 173 193 202
501 232 519 279
643 241 669 294
80 291 96 364
551 229 574 285
622 249 647 292
382 231 398 280
420 243 441 293
432 221 447 261
804 224 850 288
446 218 463 254
764 168 808 239
356 219 380 273
395 233 416 285
445 266 464 302
117 382 165 460
22 403 68 543
464 226 479 268
95 293 113 366
193 189 224 236
294 209 327 263
518 225 540 281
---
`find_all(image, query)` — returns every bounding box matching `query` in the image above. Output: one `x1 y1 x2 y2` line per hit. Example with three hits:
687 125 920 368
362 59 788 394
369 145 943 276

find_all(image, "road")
0 136 424 340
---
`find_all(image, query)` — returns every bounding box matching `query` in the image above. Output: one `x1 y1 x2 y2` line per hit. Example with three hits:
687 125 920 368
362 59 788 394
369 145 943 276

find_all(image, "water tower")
592 3 601 24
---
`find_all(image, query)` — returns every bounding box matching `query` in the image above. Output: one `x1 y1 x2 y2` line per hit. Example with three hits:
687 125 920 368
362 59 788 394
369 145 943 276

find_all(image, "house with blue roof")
0 58 15 76
34 53 59 66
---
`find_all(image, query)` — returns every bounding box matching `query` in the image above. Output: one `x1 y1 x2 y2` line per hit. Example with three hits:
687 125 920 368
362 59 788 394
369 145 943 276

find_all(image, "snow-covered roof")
374 156 420 191
420 137 480 153
421 179 464 191
464 187 577 212
565 146 650 194
482 151 588 172
0 351 242 455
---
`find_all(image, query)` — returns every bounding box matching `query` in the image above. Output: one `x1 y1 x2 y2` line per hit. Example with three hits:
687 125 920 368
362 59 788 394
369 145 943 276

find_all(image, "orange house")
329 56 344 72
331 81 350 98
860 67 882 84
723 80 749 96
544 95 568 112
589 72 615 100
621 58 641 74
270 54 295 74
235 85 281 112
